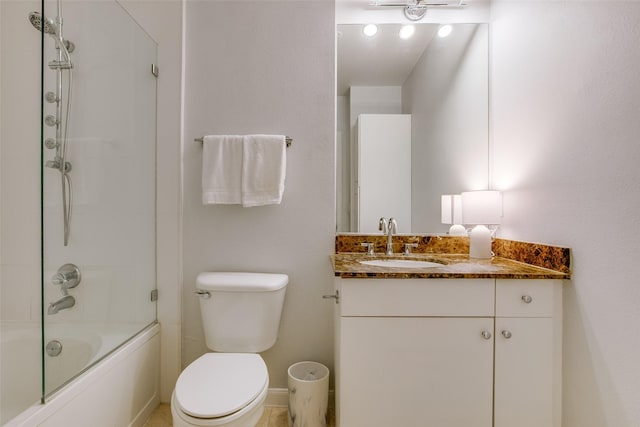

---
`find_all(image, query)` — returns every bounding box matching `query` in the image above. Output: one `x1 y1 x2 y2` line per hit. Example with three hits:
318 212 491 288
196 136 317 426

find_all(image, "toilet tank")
196 272 288 353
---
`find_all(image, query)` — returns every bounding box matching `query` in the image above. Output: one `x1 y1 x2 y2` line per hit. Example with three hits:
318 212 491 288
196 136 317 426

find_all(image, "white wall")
0 0 41 324
116 0 183 403
182 1 335 388
336 95 349 231
491 1 640 425
39 0 157 331
403 24 489 232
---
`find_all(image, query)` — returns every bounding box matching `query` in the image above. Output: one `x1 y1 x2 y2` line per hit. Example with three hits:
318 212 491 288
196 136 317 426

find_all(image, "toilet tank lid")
196 272 289 292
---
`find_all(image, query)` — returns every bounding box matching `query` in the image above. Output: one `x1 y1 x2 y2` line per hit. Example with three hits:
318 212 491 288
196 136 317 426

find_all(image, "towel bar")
195 136 292 147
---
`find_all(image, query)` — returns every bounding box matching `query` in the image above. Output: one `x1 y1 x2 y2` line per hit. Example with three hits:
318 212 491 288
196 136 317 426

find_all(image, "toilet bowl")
171 272 288 427
171 353 269 427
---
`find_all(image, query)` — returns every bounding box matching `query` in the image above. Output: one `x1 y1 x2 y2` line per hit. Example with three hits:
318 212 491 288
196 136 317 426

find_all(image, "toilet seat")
171 384 268 427
174 353 268 419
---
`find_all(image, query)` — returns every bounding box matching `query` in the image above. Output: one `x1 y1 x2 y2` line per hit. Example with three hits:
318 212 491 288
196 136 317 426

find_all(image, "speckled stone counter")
332 234 571 279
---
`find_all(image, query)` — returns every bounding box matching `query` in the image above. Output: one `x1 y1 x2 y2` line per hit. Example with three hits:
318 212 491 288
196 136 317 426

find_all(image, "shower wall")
40 0 158 395
41 0 157 324
1 0 162 420
1 0 44 421
0 0 158 338
0 0 41 326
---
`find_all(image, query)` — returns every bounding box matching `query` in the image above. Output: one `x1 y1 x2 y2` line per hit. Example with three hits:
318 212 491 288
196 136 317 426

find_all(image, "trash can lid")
175 353 268 418
288 361 330 381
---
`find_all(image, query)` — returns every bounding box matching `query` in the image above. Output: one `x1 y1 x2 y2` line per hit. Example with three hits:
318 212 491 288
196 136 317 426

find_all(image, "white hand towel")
202 135 243 205
241 134 287 207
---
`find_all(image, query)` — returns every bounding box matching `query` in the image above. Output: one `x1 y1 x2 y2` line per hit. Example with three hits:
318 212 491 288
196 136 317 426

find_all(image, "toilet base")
171 383 268 427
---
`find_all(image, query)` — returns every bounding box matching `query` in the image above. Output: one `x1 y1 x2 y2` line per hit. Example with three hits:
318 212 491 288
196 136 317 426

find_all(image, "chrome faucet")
48 264 81 315
378 217 388 234
48 295 75 315
386 217 398 255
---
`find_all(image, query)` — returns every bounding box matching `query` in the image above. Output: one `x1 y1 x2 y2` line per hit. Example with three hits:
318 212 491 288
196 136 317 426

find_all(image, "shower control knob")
51 263 81 289
45 91 59 103
45 115 58 127
45 138 58 149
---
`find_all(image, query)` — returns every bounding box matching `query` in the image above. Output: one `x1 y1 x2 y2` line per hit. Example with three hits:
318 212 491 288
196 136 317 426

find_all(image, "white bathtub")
1 322 159 427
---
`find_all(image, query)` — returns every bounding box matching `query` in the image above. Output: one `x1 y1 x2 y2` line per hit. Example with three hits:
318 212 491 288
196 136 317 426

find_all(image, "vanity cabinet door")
494 317 555 427
494 279 563 427
339 316 494 427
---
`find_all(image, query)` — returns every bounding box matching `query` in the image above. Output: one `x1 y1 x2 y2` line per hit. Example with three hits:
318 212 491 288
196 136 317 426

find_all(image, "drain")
46 340 63 357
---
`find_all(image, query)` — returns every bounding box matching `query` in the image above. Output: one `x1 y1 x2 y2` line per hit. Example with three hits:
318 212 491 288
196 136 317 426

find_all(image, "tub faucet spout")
48 294 75 315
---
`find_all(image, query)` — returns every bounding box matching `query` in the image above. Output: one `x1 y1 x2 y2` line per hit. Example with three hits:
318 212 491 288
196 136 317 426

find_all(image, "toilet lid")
175 353 268 419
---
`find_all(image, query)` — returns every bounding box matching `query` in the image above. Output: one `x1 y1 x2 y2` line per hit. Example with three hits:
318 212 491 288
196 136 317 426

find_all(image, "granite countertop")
331 253 569 279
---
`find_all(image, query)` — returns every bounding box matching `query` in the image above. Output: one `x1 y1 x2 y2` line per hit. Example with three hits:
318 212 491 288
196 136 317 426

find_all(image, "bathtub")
1 322 159 427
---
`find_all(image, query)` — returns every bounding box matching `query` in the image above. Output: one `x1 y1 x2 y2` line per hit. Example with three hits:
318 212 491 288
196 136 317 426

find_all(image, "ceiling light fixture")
369 0 468 22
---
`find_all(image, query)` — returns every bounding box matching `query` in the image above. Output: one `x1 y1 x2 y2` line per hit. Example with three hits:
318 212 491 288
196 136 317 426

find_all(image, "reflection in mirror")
336 23 489 233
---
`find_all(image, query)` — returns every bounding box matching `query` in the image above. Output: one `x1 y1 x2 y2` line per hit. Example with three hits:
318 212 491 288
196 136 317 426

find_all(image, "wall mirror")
336 23 489 234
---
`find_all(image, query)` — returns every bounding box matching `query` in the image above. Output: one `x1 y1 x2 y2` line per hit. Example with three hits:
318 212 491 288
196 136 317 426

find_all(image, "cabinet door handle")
481 331 492 340
521 295 533 304
501 330 512 339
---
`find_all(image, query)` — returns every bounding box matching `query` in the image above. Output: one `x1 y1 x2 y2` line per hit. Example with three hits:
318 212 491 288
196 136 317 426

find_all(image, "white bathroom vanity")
333 276 563 427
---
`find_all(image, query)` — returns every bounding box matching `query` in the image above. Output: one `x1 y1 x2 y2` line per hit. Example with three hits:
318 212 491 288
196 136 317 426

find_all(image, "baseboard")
266 388 335 408
130 390 160 427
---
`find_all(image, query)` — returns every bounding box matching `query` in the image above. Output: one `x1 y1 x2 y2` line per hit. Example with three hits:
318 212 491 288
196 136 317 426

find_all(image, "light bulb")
399 25 415 40
438 24 453 38
363 24 378 37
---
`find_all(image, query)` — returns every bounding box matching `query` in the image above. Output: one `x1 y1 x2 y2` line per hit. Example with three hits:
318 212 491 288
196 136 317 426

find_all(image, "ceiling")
337 24 439 96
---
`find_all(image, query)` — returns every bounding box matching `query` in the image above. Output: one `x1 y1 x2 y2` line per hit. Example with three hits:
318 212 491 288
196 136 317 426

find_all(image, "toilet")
171 272 288 427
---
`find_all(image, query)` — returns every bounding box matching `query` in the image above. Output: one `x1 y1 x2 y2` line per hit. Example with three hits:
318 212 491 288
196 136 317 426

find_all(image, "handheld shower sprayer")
28 11 74 67
29 10 75 246
28 11 56 35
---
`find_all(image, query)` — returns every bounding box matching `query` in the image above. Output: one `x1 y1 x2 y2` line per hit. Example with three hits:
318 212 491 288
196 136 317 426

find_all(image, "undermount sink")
359 259 445 269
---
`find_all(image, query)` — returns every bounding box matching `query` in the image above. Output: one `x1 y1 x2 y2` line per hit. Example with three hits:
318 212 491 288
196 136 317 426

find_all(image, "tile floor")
143 403 336 427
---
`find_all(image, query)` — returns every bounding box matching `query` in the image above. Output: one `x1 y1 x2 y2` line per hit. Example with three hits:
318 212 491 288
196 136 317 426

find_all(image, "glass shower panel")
41 0 157 396
1 0 45 422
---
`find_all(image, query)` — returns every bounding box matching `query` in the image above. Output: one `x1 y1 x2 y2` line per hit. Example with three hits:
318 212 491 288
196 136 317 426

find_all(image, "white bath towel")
241 134 287 207
202 135 243 204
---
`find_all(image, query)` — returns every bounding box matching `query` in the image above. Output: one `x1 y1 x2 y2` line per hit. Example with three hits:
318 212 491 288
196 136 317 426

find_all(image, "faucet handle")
51 264 81 290
403 243 419 255
361 242 375 256
51 273 67 286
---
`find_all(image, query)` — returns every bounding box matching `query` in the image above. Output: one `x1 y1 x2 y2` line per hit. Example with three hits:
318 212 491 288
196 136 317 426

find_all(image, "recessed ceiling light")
438 24 453 38
399 25 415 40
363 24 378 37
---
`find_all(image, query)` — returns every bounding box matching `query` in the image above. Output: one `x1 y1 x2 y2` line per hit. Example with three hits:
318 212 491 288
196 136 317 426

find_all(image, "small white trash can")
288 361 329 427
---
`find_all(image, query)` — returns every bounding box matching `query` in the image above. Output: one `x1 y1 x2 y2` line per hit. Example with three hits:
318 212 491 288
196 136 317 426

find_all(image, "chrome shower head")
28 11 74 66
28 11 57 35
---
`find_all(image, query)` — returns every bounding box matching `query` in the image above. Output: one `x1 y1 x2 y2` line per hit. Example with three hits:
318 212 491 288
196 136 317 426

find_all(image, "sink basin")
359 259 445 269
